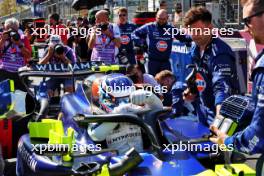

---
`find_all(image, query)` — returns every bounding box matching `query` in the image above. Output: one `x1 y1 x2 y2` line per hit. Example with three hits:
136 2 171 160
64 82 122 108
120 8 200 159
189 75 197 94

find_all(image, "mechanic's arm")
224 74 264 154
211 54 235 116
224 103 264 154
210 84 264 154
131 24 148 46
171 82 185 116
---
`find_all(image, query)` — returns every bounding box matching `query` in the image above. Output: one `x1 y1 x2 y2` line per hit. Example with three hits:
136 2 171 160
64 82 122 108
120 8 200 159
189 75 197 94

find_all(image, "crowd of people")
0 0 264 166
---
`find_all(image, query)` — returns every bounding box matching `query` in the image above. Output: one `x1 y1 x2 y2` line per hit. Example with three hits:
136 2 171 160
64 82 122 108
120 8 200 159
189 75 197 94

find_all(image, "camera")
117 49 128 64
97 23 108 31
7 29 20 41
54 44 64 55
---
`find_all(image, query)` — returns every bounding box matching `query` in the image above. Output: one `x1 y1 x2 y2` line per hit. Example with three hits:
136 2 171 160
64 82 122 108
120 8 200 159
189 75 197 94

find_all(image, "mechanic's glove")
130 90 163 110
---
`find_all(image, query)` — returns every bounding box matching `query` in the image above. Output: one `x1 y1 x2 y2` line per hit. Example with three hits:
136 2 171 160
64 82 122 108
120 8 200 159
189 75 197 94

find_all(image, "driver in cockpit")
87 73 163 155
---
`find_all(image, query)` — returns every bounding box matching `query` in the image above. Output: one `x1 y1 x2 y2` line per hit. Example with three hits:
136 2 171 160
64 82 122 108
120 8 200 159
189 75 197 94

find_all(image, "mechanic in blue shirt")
182 7 239 126
210 0 264 155
131 9 190 76
117 7 137 65
155 70 196 117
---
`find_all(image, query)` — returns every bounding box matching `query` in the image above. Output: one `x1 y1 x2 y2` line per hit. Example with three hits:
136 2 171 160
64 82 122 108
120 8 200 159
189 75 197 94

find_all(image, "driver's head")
99 73 135 112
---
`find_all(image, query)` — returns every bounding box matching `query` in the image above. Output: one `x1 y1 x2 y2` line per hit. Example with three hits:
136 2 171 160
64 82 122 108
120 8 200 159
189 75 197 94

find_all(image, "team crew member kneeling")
88 73 163 155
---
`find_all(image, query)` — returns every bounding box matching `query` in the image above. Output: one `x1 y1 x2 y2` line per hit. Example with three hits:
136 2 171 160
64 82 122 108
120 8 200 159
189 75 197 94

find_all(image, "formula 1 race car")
14 62 263 176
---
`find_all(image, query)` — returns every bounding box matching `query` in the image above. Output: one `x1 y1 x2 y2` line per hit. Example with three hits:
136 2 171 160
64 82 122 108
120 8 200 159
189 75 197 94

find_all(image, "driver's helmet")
83 73 105 103
98 73 135 112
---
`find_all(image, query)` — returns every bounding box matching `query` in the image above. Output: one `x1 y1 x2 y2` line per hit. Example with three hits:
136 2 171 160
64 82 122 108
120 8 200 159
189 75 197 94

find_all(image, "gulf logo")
156 41 168 52
196 73 206 92
121 35 130 45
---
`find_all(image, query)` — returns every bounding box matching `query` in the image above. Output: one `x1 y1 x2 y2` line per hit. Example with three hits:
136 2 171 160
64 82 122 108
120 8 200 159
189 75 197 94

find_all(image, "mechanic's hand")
183 88 197 102
209 126 228 145
130 90 150 106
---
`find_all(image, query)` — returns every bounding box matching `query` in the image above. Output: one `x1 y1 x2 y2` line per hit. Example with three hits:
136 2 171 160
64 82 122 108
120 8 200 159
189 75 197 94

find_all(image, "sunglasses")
243 10 264 27
119 14 127 17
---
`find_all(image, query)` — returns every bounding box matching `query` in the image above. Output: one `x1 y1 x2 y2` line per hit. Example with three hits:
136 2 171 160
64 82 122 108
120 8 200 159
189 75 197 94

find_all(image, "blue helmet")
99 73 135 112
